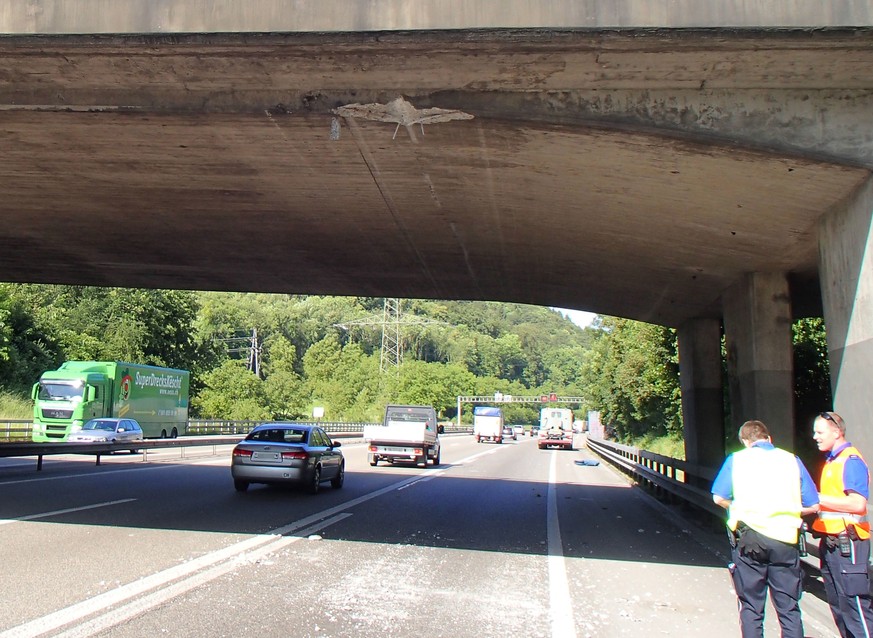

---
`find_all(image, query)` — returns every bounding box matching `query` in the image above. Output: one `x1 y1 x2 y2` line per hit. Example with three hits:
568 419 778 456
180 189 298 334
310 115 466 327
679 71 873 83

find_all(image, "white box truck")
538 407 574 450
473 406 504 444
364 404 441 468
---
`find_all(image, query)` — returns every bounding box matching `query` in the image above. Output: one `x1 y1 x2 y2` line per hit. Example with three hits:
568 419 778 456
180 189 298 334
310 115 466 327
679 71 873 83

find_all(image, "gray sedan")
231 423 344 494
68 418 143 452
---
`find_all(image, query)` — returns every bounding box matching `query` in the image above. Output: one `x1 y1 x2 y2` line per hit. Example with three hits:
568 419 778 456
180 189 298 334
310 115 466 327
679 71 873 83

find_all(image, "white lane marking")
0 499 136 526
1 442 501 637
548 452 578 638
0 510 354 638
0 464 175 486
53 513 354 638
1 446 497 638
395 447 502 490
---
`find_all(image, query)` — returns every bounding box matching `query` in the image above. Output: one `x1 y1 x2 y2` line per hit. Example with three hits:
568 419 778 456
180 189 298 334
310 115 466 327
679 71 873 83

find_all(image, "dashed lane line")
0 499 136 526
54 513 354 638
0 445 509 637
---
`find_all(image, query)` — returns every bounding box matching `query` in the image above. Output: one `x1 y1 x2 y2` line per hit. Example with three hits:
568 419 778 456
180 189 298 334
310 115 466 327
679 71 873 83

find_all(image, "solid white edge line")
548 452 578 638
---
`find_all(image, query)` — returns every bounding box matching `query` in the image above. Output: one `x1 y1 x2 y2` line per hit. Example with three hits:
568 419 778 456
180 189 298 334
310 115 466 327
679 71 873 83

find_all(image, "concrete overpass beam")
678 317 724 477
819 174 873 462
723 272 795 449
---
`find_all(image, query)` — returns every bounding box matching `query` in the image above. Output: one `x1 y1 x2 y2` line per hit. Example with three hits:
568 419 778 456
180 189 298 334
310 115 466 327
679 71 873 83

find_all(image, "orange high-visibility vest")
813 445 871 539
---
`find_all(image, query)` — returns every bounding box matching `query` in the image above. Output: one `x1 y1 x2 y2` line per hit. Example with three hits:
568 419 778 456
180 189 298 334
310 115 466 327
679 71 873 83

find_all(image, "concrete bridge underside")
2 4 873 467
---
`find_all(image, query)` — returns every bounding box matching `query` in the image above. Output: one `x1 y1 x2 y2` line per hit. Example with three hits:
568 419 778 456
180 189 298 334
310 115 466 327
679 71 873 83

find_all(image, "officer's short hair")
817 411 846 436
739 420 770 443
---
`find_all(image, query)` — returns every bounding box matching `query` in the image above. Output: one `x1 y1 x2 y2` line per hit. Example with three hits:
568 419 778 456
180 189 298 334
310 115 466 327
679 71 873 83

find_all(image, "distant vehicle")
231 423 344 494
513 425 525 437
32 361 189 442
538 407 574 450
68 418 143 452
363 405 441 467
473 406 504 444
502 425 517 441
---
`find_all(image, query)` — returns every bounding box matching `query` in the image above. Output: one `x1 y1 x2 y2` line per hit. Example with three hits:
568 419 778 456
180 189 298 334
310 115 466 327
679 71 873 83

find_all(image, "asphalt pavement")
0 434 841 637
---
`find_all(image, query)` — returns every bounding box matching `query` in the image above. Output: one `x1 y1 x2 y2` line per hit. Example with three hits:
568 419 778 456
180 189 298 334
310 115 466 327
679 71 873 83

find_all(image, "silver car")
231 423 344 494
69 418 143 451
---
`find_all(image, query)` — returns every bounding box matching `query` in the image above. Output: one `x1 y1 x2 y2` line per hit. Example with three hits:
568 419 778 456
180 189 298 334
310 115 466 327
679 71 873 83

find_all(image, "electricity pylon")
335 298 444 373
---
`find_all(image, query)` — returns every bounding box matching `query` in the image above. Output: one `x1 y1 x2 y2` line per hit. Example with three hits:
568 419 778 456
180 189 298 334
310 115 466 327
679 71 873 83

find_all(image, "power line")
335 298 445 373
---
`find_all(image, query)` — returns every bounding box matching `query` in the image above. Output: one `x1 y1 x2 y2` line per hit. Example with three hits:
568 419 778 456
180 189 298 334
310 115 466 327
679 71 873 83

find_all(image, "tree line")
0 284 830 453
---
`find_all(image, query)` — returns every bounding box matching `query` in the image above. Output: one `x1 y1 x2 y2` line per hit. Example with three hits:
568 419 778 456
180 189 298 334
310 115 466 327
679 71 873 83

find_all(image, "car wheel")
369 454 378 467
308 465 322 495
234 479 249 492
331 461 345 489
417 453 427 468
170 427 178 439
433 448 440 466
161 429 167 439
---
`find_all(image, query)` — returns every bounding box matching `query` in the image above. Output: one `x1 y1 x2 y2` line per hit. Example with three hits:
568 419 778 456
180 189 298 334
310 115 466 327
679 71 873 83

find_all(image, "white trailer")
473 406 504 444
364 404 441 468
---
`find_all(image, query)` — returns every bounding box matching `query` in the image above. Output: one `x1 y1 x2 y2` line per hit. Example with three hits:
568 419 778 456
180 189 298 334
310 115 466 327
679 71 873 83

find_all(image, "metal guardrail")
0 419 471 441
0 435 245 470
0 419 374 441
584 435 722 517
0 419 473 471
583 435 823 570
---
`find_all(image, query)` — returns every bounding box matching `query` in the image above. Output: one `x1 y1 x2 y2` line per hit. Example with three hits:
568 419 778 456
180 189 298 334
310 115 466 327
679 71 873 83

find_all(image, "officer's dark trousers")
820 536 873 638
730 534 804 638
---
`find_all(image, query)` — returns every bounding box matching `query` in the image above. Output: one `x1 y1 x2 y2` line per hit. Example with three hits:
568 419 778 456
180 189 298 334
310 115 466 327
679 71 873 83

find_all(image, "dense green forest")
0 284 830 456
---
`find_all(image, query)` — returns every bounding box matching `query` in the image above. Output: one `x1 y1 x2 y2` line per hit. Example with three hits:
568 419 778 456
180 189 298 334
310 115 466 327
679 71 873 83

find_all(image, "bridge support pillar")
819 175 873 462
678 318 724 480
723 272 795 450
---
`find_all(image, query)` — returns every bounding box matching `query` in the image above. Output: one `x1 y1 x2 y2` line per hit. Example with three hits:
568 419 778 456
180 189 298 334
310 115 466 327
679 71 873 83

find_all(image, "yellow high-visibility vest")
728 445 802 544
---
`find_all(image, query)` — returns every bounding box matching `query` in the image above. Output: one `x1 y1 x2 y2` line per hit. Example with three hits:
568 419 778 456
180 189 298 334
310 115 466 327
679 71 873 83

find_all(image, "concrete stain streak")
341 115 443 296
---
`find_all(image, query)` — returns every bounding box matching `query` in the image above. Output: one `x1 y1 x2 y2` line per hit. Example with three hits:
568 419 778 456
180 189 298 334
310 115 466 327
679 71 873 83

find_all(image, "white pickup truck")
364 404 441 468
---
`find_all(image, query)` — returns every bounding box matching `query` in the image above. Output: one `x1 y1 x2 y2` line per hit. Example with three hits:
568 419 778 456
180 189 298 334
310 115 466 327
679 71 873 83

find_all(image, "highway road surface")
0 434 840 637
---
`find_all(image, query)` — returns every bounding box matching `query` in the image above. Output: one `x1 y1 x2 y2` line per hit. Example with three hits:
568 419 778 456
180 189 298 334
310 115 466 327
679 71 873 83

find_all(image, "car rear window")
248 428 308 443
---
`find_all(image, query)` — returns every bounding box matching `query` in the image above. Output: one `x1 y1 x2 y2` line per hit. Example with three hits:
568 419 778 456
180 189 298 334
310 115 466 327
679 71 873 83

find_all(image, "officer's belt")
818 512 865 523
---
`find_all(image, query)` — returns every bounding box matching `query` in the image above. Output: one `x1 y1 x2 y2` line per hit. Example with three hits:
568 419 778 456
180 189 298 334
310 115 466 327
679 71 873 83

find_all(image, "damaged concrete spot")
332 96 474 139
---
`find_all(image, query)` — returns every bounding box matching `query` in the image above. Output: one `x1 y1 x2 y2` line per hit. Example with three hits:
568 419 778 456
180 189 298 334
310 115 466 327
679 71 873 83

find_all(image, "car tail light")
282 450 309 461
368 445 378 452
413 448 423 456
232 448 252 458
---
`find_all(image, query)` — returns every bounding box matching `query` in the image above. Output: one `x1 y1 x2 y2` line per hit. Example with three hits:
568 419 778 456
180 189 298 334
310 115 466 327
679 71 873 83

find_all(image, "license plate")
383 446 413 454
252 452 281 462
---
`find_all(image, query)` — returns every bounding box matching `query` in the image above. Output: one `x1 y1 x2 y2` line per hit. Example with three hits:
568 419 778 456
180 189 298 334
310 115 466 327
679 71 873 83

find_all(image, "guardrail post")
37 455 43 471
95 454 101 466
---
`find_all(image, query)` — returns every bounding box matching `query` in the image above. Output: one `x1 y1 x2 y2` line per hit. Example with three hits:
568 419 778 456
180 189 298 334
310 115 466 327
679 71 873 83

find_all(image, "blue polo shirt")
711 441 819 508
825 442 870 499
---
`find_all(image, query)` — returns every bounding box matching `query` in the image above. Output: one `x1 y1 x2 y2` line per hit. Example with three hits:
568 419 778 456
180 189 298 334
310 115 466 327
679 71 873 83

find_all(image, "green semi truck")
31 361 190 442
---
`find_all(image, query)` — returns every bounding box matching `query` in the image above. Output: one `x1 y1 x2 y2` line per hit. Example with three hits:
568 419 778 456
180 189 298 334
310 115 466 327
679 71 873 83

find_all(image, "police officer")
712 420 820 637
812 411 873 638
